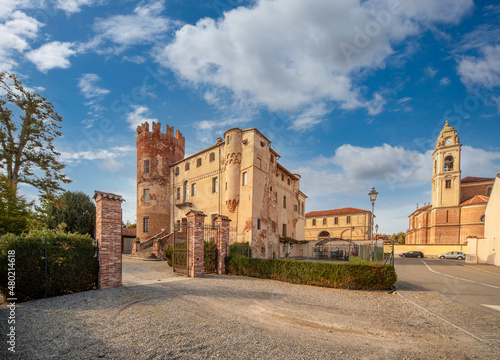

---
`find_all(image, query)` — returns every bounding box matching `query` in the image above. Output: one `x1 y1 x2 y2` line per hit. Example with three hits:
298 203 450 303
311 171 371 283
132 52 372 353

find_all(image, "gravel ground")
1 259 499 359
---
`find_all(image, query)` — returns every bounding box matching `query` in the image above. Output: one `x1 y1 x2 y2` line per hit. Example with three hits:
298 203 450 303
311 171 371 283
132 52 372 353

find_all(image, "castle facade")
136 122 306 258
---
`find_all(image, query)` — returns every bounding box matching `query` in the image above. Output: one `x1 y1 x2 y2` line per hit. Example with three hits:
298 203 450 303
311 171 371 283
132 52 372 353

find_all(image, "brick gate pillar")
214 215 231 275
94 191 124 289
186 210 206 278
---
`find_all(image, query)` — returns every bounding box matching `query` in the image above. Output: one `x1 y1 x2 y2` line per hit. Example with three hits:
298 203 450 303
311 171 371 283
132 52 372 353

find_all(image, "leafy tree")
45 191 95 237
0 175 33 235
392 232 406 244
0 72 71 201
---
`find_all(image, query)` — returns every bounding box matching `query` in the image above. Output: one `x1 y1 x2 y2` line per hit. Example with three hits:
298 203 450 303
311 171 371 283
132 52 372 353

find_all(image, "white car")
438 251 466 260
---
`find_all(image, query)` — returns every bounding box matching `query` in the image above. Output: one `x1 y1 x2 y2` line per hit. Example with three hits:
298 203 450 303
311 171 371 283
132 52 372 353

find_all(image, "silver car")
438 251 466 260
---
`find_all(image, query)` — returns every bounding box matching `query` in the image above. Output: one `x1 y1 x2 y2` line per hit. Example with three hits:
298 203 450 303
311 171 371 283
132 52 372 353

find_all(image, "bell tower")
431 121 461 208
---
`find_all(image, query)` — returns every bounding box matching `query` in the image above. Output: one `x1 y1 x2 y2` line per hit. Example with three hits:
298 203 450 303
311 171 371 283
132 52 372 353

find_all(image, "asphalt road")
394 258 500 317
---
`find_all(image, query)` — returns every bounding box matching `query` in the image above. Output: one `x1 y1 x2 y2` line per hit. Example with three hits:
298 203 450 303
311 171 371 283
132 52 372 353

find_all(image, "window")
209 152 215 162
334 217 338 225
174 167 179 175
444 155 454 171
196 158 202 167
445 180 452 189
294 204 298 212
270 154 274 163
312 219 316 226
176 187 181 200
276 172 279 177
346 216 351 224
144 160 150 174
242 172 248 186
323 218 327 225
143 189 150 203
481 215 485 222
257 218 261 230
282 223 287 237
487 187 492 197
191 183 196 197
272 221 276 232
143 218 149 233
226 135 230 145
270 186 273 192
212 177 218 193
183 181 189 202
283 195 286 208
185 163 190 171
301 202 304 215
287 178 290 185
281 173 284 181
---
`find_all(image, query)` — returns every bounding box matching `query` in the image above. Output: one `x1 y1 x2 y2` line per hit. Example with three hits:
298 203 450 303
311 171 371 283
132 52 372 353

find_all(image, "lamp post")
369 187 378 261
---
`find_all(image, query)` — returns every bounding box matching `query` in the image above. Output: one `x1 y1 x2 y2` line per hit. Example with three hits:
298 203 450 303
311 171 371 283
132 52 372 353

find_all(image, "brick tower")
136 122 185 242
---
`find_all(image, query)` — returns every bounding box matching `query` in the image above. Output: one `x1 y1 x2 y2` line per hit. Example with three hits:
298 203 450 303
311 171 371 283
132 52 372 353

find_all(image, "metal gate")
204 225 219 274
172 222 189 275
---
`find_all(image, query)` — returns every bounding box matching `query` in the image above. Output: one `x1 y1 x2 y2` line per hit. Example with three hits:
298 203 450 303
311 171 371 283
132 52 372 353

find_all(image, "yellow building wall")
305 212 370 242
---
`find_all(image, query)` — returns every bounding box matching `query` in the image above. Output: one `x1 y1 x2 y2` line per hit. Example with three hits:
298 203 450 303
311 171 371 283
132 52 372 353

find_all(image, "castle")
406 121 494 245
136 122 307 258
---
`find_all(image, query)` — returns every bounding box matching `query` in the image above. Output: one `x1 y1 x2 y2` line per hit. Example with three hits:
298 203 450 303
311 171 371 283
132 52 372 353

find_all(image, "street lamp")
369 187 378 261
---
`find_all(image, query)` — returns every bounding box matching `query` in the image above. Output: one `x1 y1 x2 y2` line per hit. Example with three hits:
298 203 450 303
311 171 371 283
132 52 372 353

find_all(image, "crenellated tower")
136 122 185 241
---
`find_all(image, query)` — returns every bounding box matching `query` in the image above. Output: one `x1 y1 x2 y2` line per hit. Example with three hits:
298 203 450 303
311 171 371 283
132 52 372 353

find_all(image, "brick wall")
94 191 124 289
187 210 205 278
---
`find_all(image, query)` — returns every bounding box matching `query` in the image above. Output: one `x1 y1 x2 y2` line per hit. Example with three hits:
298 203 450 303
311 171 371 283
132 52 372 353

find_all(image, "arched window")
185 162 190 171
183 181 189 202
444 156 454 171
318 231 330 239
196 158 202 167
487 187 492 197
480 215 485 222
209 152 215 162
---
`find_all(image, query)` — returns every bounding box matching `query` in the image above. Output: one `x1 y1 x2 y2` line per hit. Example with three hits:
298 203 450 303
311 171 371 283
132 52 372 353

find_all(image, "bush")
226 255 397 290
165 245 173 266
229 242 251 257
0 229 98 301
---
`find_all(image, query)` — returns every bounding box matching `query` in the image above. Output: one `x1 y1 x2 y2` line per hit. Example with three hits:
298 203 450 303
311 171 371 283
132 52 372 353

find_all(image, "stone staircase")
126 247 159 260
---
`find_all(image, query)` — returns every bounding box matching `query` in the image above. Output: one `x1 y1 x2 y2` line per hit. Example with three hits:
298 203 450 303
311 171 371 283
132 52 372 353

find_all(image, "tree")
0 175 33 235
0 72 71 201
392 232 406 244
45 191 96 238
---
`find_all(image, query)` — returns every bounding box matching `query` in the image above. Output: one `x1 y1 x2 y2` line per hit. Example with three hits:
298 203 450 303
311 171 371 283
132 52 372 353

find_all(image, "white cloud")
0 10 41 71
78 73 110 101
457 45 500 89
439 77 450 86
461 145 500 177
126 105 158 130
160 0 473 129
25 41 76 72
92 0 170 52
59 145 134 172
55 0 100 14
424 66 437 79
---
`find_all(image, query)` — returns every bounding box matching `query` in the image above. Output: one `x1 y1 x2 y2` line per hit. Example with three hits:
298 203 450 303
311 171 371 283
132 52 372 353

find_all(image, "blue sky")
2 0 500 234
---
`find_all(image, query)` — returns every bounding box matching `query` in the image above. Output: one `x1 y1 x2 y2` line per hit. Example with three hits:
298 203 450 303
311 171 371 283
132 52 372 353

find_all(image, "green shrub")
0 229 98 301
229 242 251 257
226 255 396 290
165 245 173 266
349 256 383 266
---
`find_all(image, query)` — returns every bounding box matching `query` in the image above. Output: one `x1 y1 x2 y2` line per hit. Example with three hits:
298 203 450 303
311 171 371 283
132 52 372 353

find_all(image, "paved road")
395 258 500 317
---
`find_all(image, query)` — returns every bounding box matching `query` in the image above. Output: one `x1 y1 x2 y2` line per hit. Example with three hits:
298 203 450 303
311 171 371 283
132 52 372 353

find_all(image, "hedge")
0 229 98 301
226 255 397 290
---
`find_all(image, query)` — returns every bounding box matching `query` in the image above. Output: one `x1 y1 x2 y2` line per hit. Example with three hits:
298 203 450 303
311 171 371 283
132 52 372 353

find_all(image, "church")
406 121 494 245
136 122 307 259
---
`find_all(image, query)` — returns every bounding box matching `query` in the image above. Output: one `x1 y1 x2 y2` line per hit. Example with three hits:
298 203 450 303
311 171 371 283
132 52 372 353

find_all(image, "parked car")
399 251 424 258
438 251 466 260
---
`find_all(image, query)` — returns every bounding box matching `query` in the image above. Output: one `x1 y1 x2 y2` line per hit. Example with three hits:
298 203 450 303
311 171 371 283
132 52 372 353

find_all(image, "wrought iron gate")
172 222 189 275
204 225 219 274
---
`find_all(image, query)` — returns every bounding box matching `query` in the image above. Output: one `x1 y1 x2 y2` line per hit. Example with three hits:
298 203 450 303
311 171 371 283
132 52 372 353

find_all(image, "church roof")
461 176 495 184
409 204 431 216
460 195 489 206
305 207 370 217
